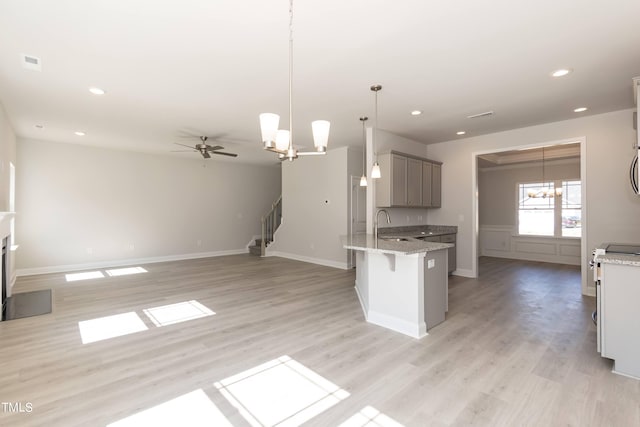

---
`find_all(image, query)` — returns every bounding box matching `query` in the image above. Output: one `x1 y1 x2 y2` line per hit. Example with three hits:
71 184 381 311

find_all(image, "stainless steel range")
591 242 640 379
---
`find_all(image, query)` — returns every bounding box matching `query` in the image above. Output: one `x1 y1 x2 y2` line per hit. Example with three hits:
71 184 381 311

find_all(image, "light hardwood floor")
1 255 639 426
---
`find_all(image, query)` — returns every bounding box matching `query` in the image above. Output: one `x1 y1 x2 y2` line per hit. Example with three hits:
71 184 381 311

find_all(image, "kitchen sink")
380 237 411 242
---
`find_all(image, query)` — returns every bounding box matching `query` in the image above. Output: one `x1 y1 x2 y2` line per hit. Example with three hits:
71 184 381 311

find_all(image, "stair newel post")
261 217 266 256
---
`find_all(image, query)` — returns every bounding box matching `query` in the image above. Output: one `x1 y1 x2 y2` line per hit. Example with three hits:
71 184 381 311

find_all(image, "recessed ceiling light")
574 107 588 113
410 110 422 116
551 69 572 77
75 131 86 136
89 87 105 95
456 131 466 135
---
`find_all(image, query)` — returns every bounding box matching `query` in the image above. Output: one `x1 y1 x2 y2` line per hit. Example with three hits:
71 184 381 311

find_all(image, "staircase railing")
260 195 282 256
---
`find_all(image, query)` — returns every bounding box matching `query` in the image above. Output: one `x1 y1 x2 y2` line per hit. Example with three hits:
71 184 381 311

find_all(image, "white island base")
353 248 448 339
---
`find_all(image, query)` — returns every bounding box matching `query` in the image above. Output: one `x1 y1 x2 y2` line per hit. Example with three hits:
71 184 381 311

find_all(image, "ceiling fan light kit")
259 0 330 162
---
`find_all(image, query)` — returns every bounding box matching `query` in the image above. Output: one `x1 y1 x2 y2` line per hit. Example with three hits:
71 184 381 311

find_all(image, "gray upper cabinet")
376 151 442 208
422 161 432 207
407 158 422 206
431 163 441 208
391 154 407 206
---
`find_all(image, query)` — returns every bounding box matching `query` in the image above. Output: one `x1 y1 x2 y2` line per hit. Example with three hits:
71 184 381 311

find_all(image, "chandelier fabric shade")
258 0 329 161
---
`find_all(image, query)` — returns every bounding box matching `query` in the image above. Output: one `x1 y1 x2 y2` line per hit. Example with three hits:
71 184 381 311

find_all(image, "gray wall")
16 138 281 273
267 146 361 269
426 108 640 293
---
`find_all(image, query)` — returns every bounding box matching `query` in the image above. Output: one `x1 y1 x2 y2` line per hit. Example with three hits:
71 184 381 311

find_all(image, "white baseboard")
452 268 475 278
265 251 349 270
354 283 368 319
366 310 427 339
15 249 249 277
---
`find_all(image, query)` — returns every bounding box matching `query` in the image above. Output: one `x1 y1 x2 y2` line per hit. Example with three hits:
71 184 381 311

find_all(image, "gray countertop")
595 253 640 267
377 225 457 239
342 234 452 256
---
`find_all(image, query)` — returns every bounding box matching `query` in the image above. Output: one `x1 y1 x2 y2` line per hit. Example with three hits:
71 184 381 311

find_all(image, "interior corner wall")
15 138 281 274
0 102 16 211
0 103 17 294
267 146 357 269
426 108 640 291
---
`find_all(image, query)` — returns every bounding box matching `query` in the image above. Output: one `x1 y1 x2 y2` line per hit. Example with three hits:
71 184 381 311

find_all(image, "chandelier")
258 0 330 161
528 146 562 198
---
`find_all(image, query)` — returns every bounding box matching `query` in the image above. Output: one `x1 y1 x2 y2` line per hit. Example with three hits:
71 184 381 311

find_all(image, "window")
517 180 581 238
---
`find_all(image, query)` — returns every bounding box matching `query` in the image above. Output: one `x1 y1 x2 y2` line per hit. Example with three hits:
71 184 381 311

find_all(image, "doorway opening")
472 137 589 295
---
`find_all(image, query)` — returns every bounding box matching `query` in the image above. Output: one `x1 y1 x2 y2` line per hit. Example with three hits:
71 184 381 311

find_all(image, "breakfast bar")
342 234 452 339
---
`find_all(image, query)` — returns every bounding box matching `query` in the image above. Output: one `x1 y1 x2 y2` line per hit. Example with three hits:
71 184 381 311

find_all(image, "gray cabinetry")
431 164 442 208
391 154 407 206
441 233 456 274
422 161 432 207
376 151 442 208
407 158 422 206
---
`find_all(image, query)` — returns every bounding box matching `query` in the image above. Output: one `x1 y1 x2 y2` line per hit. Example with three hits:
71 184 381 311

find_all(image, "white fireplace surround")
0 212 16 298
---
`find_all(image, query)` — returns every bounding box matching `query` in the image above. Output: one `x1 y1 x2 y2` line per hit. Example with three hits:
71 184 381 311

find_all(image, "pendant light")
359 116 368 186
528 146 562 198
258 0 330 161
371 85 382 179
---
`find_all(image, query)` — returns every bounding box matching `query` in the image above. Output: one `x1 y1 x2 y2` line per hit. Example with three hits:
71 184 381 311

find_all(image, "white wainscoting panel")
480 225 581 266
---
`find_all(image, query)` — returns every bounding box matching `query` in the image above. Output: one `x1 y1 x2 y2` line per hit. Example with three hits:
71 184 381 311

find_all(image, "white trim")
16 249 248 277
266 251 349 270
451 268 474 278
479 157 580 172
353 283 368 319
366 310 427 339
472 136 588 293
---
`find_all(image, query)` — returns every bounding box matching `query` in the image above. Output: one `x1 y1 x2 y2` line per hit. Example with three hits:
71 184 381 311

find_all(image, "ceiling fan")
173 136 238 159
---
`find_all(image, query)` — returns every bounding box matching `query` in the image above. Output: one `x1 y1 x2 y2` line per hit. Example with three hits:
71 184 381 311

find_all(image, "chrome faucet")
374 209 391 240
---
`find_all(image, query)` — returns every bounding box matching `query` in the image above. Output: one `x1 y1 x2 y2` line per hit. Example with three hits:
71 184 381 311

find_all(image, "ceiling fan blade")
202 151 211 159
174 142 196 150
170 149 196 152
206 145 225 151
212 151 238 157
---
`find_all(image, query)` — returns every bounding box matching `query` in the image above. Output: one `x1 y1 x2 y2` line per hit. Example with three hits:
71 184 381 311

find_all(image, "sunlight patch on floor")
338 406 406 427
65 271 105 282
143 300 215 327
215 355 350 427
78 312 148 344
105 266 148 277
107 389 232 427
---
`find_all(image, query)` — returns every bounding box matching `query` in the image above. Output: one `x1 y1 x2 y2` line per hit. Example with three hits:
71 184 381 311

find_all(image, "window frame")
516 178 581 238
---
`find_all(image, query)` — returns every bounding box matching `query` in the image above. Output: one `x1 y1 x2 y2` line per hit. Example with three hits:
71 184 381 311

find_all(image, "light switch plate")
428 259 435 269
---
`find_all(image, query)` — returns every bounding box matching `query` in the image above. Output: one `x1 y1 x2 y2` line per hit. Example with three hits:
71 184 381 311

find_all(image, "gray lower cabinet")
441 233 456 274
421 234 456 274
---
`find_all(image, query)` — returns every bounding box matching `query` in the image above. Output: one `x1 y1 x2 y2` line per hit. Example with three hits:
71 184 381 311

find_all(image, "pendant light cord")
288 0 294 152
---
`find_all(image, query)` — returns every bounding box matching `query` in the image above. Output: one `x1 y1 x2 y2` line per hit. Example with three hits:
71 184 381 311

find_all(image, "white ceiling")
1 0 639 164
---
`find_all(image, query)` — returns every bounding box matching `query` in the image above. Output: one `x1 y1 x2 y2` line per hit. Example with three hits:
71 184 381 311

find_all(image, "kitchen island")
342 234 452 339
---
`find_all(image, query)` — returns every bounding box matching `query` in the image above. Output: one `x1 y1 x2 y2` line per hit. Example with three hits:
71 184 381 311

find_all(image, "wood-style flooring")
1 255 639 426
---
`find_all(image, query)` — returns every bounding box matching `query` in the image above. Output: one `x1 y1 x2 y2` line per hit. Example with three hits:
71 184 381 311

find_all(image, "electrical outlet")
197 240 202 247
129 243 135 251
86 247 93 255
